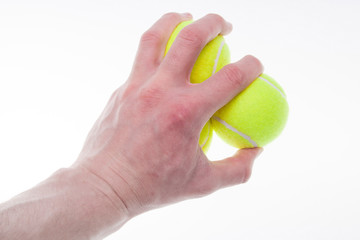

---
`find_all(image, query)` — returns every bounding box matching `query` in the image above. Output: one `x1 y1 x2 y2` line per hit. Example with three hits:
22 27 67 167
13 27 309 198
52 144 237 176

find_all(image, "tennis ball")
199 121 213 153
165 20 229 152
212 73 289 149
165 20 231 83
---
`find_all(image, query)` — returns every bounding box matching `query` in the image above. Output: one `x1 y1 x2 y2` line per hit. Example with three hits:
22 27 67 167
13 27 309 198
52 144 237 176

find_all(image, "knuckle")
162 12 181 21
177 27 203 48
244 54 264 71
140 30 162 45
163 103 192 130
108 84 133 105
222 64 245 87
137 86 164 109
206 13 225 23
239 166 253 183
117 82 137 100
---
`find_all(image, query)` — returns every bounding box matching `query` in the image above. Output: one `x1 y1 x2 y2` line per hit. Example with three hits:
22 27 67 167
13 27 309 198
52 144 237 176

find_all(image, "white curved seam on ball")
258 76 286 99
212 40 225 76
200 123 211 148
212 116 258 147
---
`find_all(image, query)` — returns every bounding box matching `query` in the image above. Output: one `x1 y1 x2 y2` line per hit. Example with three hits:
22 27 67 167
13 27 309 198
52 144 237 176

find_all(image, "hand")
73 12 263 218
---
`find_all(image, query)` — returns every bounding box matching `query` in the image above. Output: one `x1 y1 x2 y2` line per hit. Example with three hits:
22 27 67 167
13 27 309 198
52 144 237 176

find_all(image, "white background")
1 0 359 239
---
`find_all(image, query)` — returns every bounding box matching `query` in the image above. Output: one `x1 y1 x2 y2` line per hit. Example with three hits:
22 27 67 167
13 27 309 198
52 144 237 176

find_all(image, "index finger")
159 14 233 84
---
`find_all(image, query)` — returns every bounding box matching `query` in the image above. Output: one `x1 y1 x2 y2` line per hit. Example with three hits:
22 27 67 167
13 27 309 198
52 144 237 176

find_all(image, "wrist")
63 166 132 235
52 167 132 238
0 167 131 240
73 157 148 218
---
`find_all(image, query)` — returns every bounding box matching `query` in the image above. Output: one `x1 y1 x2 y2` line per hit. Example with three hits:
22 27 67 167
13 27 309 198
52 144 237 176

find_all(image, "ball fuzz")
212 74 289 149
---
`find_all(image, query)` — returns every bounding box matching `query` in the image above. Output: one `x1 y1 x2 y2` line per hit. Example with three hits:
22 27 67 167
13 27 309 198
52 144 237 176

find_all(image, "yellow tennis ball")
164 20 229 152
199 121 213 153
212 73 289 149
165 20 231 83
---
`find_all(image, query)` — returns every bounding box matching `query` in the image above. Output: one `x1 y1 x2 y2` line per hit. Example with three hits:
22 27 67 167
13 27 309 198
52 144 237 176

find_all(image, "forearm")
0 167 130 240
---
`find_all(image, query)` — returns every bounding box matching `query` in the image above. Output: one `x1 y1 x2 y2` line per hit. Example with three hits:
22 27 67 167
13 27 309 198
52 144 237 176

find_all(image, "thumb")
210 148 263 188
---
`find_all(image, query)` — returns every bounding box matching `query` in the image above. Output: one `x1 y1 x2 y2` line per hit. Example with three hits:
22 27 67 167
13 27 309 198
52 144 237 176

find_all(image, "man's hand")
74 12 263 217
0 13 263 240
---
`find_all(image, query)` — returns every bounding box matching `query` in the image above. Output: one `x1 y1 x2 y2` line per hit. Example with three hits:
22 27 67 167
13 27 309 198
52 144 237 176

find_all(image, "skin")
0 13 264 240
